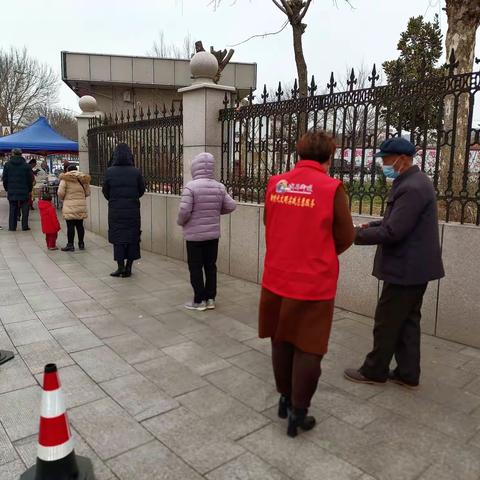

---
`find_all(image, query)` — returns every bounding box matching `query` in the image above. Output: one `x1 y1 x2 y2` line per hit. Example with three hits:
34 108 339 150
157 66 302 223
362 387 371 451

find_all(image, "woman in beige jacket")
58 165 91 251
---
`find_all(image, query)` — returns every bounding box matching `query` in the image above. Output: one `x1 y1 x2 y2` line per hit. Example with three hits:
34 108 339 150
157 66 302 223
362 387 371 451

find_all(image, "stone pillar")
76 95 100 174
178 51 236 184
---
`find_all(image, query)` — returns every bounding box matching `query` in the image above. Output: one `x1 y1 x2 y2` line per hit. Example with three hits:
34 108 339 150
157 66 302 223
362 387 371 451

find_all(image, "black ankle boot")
78 242 85 250
121 260 133 278
110 261 125 277
287 408 316 438
278 395 291 419
61 243 75 252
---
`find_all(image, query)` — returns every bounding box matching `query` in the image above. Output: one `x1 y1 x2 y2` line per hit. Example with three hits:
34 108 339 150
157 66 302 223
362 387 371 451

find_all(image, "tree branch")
271 0 288 15
299 0 313 21
227 20 289 47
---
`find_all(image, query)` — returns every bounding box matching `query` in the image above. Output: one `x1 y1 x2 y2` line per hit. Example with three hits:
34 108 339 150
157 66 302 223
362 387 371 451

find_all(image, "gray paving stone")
206 452 289 480
100 373 178 421
36 306 81 330
162 341 230 376
107 440 202 480
51 324 103 353
142 407 244 474
0 303 36 325
65 299 109 319
71 346 134 383
240 424 363 480
206 366 278 412
69 397 153 460
0 287 26 306
243 337 272 356
0 423 18 467
177 385 270 440
0 386 41 441
5 319 51 346
228 350 276 385
81 314 132 339
17 339 74 374
104 332 162 365
0 460 26 480
185 327 251 358
202 315 257 342
136 356 207 397
0 356 36 394
130 317 187 348
53 286 91 302
155 310 207 334
27 292 64 312
35 365 106 409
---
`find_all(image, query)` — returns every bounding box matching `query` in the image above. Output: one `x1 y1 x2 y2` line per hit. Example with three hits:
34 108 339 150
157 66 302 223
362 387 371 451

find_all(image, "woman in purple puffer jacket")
178 152 236 311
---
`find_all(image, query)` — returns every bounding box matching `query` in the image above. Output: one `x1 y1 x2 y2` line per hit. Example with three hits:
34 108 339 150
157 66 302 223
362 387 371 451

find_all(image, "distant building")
61 51 257 115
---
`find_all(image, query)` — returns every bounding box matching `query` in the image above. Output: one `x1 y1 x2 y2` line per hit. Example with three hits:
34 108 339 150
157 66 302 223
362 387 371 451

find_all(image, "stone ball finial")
79 95 97 113
190 51 219 83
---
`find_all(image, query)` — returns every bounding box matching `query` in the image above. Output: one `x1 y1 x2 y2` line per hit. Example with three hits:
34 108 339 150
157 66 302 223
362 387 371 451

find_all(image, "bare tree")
148 31 195 59
439 1 480 221
0 47 58 131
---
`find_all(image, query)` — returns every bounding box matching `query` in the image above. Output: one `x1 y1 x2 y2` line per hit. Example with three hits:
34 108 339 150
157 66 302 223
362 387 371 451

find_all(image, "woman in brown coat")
259 131 355 437
58 165 91 252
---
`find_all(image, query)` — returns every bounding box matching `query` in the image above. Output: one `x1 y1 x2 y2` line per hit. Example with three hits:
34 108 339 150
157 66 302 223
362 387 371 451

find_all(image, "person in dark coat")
102 143 145 278
2 148 33 231
344 137 445 389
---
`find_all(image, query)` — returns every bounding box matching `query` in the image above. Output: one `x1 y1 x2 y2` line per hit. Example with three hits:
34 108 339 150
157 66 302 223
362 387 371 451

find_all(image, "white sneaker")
206 299 216 310
184 301 207 311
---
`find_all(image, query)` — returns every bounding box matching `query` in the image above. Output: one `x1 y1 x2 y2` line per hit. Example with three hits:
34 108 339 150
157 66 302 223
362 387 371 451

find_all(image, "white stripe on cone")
37 438 74 462
41 389 66 419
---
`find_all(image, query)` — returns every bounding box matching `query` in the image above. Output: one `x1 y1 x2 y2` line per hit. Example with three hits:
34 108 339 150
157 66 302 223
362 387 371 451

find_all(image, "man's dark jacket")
2 155 33 201
356 166 444 285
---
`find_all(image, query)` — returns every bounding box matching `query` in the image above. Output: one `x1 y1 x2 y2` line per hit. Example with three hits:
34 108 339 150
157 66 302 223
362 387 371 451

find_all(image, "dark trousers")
360 282 428 384
66 220 85 244
45 233 57 249
186 239 219 304
272 340 323 409
9 200 29 231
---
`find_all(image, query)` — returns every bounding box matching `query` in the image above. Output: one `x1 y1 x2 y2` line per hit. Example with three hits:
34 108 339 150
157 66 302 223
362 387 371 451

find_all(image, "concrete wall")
87 186 480 349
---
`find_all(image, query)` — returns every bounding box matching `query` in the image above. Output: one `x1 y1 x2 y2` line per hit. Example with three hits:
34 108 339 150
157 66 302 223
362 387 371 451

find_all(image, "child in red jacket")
38 192 60 250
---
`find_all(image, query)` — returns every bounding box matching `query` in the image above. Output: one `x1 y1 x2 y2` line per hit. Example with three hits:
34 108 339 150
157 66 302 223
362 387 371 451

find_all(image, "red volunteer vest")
262 160 341 300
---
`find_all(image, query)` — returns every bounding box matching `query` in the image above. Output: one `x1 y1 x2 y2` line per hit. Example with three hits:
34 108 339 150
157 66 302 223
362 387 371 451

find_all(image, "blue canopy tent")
0 117 78 154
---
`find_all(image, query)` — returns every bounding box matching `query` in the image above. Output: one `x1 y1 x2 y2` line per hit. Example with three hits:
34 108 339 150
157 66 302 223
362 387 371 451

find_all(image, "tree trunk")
291 23 308 98
439 0 480 222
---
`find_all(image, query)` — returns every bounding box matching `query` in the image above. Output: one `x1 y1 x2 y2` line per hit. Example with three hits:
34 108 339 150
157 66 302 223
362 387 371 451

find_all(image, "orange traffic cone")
20 363 95 479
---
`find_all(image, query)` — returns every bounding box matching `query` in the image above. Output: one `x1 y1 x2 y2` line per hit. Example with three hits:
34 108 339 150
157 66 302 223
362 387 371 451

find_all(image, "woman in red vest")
260 130 355 437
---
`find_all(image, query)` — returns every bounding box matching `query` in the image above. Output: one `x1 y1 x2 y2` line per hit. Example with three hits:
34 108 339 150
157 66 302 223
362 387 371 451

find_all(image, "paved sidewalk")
0 200 480 480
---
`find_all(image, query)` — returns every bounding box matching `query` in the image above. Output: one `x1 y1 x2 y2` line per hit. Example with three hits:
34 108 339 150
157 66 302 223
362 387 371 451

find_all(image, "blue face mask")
382 159 400 179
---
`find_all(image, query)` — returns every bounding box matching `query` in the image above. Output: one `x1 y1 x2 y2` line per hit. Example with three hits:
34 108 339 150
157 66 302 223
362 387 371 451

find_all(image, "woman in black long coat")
102 143 145 277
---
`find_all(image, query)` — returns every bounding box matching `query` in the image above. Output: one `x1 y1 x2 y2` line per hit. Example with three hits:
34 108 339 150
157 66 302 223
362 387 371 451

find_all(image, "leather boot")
278 395 291 419
110 261 125 277
287 408 316 438
61 243 75 252
121 260 133 278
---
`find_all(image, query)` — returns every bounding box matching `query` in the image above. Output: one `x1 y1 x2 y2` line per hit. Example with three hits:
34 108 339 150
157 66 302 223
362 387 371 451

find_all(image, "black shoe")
78 242 85 250
22 227 30 231
388 370 419 390
121 270 132 278
61 244 75 252
287 408 316 438
110 268 124 277
278 395 291 419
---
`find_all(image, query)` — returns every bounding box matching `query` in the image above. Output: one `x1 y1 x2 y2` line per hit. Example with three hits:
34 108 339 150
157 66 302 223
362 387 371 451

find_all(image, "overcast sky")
3 0 479 114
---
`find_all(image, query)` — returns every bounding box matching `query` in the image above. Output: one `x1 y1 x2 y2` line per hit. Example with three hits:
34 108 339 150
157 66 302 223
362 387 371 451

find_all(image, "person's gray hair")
12 148 22 155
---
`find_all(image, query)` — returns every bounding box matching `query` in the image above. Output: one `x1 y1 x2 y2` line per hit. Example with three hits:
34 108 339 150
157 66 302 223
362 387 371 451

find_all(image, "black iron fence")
219 56 480 224
88 103 183 195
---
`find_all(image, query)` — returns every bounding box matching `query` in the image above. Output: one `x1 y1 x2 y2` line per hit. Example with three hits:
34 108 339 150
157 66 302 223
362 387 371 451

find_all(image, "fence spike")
147 106 151 119
108 113 113 124
126 110 130 121
291 79 299 99
368 64 379 87
248 87 255 105
308 75 317 97
154 104 159 118
261 84 269 103
114 112 118 124
140 107 144 120
132 108 137 121
275 82 283 102
162 104 167 117
347 68 357 91
447 48 459 76
120 110 124 123
327 72 337 94
235 92 241 109
223 91 229 108
179 101 183 115
170 101 176 116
